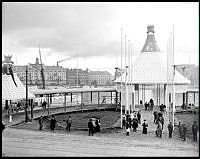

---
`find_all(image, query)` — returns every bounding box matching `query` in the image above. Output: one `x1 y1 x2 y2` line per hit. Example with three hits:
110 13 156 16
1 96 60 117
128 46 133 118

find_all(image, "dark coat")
137 113 141 120
88 121 94 130
168 124 173 132
192 124 198 134
50 118 56 130
142 122 148 134
132 119 138 128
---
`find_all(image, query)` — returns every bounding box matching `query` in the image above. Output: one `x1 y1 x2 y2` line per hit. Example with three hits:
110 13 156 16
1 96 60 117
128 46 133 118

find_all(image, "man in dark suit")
88 119 94 136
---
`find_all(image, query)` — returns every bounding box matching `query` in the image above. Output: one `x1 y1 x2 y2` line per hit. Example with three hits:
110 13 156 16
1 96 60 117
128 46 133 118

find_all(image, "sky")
2 2 199 75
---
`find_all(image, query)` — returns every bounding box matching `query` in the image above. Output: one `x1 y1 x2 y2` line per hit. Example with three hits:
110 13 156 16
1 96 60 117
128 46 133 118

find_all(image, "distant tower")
141 25 160 52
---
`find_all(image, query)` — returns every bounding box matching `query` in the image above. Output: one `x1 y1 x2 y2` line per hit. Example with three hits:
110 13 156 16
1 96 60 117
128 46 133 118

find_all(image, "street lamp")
25 65 30 122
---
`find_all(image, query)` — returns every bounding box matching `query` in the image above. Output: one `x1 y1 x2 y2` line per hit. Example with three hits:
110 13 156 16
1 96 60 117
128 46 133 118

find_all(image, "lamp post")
25 65 30 122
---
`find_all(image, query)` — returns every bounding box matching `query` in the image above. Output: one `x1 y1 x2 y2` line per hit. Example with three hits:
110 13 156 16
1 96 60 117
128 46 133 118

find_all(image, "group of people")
144 99 154 111
88 118 101 136
38 114 72 132
154 112 165 138
122 111 147 136
178 121 198 142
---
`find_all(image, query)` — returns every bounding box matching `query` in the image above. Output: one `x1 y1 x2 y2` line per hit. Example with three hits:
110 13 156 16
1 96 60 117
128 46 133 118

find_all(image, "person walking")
145 102 148 111
95 118 101 132
182 124 187 141
178 121 183 138
192 121 198 142
142 119 148 134
160 116 164 130
88 119 94 136
132 118 138 132
122 116 126 129
126 122 130 136
168 121 173 138
50 115 56 132
67 116 72 132
153 111 158 124
38 115 43 130
42 101 47 109
156 121 162 138
137 111 141 124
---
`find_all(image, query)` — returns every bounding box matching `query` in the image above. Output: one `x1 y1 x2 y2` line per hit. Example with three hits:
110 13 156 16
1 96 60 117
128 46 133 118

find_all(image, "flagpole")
128 39 130 114
166 37 169 122
131 42 134 111
120 28 123 128
125 34 128 114
172 24 175 131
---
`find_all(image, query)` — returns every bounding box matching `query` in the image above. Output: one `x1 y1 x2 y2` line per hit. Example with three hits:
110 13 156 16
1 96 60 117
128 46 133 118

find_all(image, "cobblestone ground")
2 127 198 157
2 105 199 157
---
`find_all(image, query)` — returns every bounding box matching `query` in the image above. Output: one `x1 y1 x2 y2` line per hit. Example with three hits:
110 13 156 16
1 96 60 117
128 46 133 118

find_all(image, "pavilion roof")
2 73 35 101
114 51 191 85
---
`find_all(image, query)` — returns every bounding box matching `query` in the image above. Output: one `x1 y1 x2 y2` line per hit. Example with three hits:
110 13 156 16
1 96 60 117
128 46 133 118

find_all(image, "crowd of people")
122 111 145 136
144 98 154 111
38 114 102 136
177 121 199 142
35 99 198 143
88 117 101 136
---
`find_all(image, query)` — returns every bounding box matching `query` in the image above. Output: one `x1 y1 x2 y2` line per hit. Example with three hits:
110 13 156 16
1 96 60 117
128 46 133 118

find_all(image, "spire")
141 25 160 52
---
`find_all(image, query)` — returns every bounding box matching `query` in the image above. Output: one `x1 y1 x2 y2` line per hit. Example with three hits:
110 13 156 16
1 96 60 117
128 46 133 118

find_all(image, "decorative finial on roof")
147 25 155 34
141 25 160 52
3 54 14 64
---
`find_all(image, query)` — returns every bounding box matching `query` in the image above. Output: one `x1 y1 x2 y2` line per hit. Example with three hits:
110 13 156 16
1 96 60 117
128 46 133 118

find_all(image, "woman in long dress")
142 119 148 134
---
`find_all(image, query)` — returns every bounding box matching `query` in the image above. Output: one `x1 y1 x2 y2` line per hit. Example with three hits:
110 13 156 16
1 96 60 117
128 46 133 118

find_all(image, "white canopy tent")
114 25 191 114
2 73 35 102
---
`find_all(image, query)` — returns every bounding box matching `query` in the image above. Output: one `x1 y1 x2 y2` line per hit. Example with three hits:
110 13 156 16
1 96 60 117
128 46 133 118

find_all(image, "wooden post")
98 91 100 110
47 95 50 115
64 93 66 113
111 91 112 104
25 65 29 122
144 84 145 105
9 100 12 123
50 94 52 104
186 92 188 109
71 92 73 106
91 92 92 105
81 92 83 112
115 91 118 110
31 99 33 119
138 85 139 105
164 84 166 105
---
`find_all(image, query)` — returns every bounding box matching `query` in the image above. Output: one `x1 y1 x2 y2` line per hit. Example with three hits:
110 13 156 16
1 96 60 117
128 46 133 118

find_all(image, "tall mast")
172 24 175 131
120 28 123 128
39 46 45 89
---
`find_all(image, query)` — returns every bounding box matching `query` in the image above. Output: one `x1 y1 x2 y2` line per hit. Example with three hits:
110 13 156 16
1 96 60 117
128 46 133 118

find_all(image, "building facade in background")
66 68 89 86
14 58 114 87
88 71 112 86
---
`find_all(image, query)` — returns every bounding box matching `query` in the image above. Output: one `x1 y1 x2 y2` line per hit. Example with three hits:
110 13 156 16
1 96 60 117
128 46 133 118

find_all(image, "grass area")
55 110 120 129
12 109 121 131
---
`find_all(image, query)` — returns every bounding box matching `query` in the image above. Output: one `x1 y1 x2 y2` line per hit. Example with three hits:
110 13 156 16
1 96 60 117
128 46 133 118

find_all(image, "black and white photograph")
2 2 199 157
